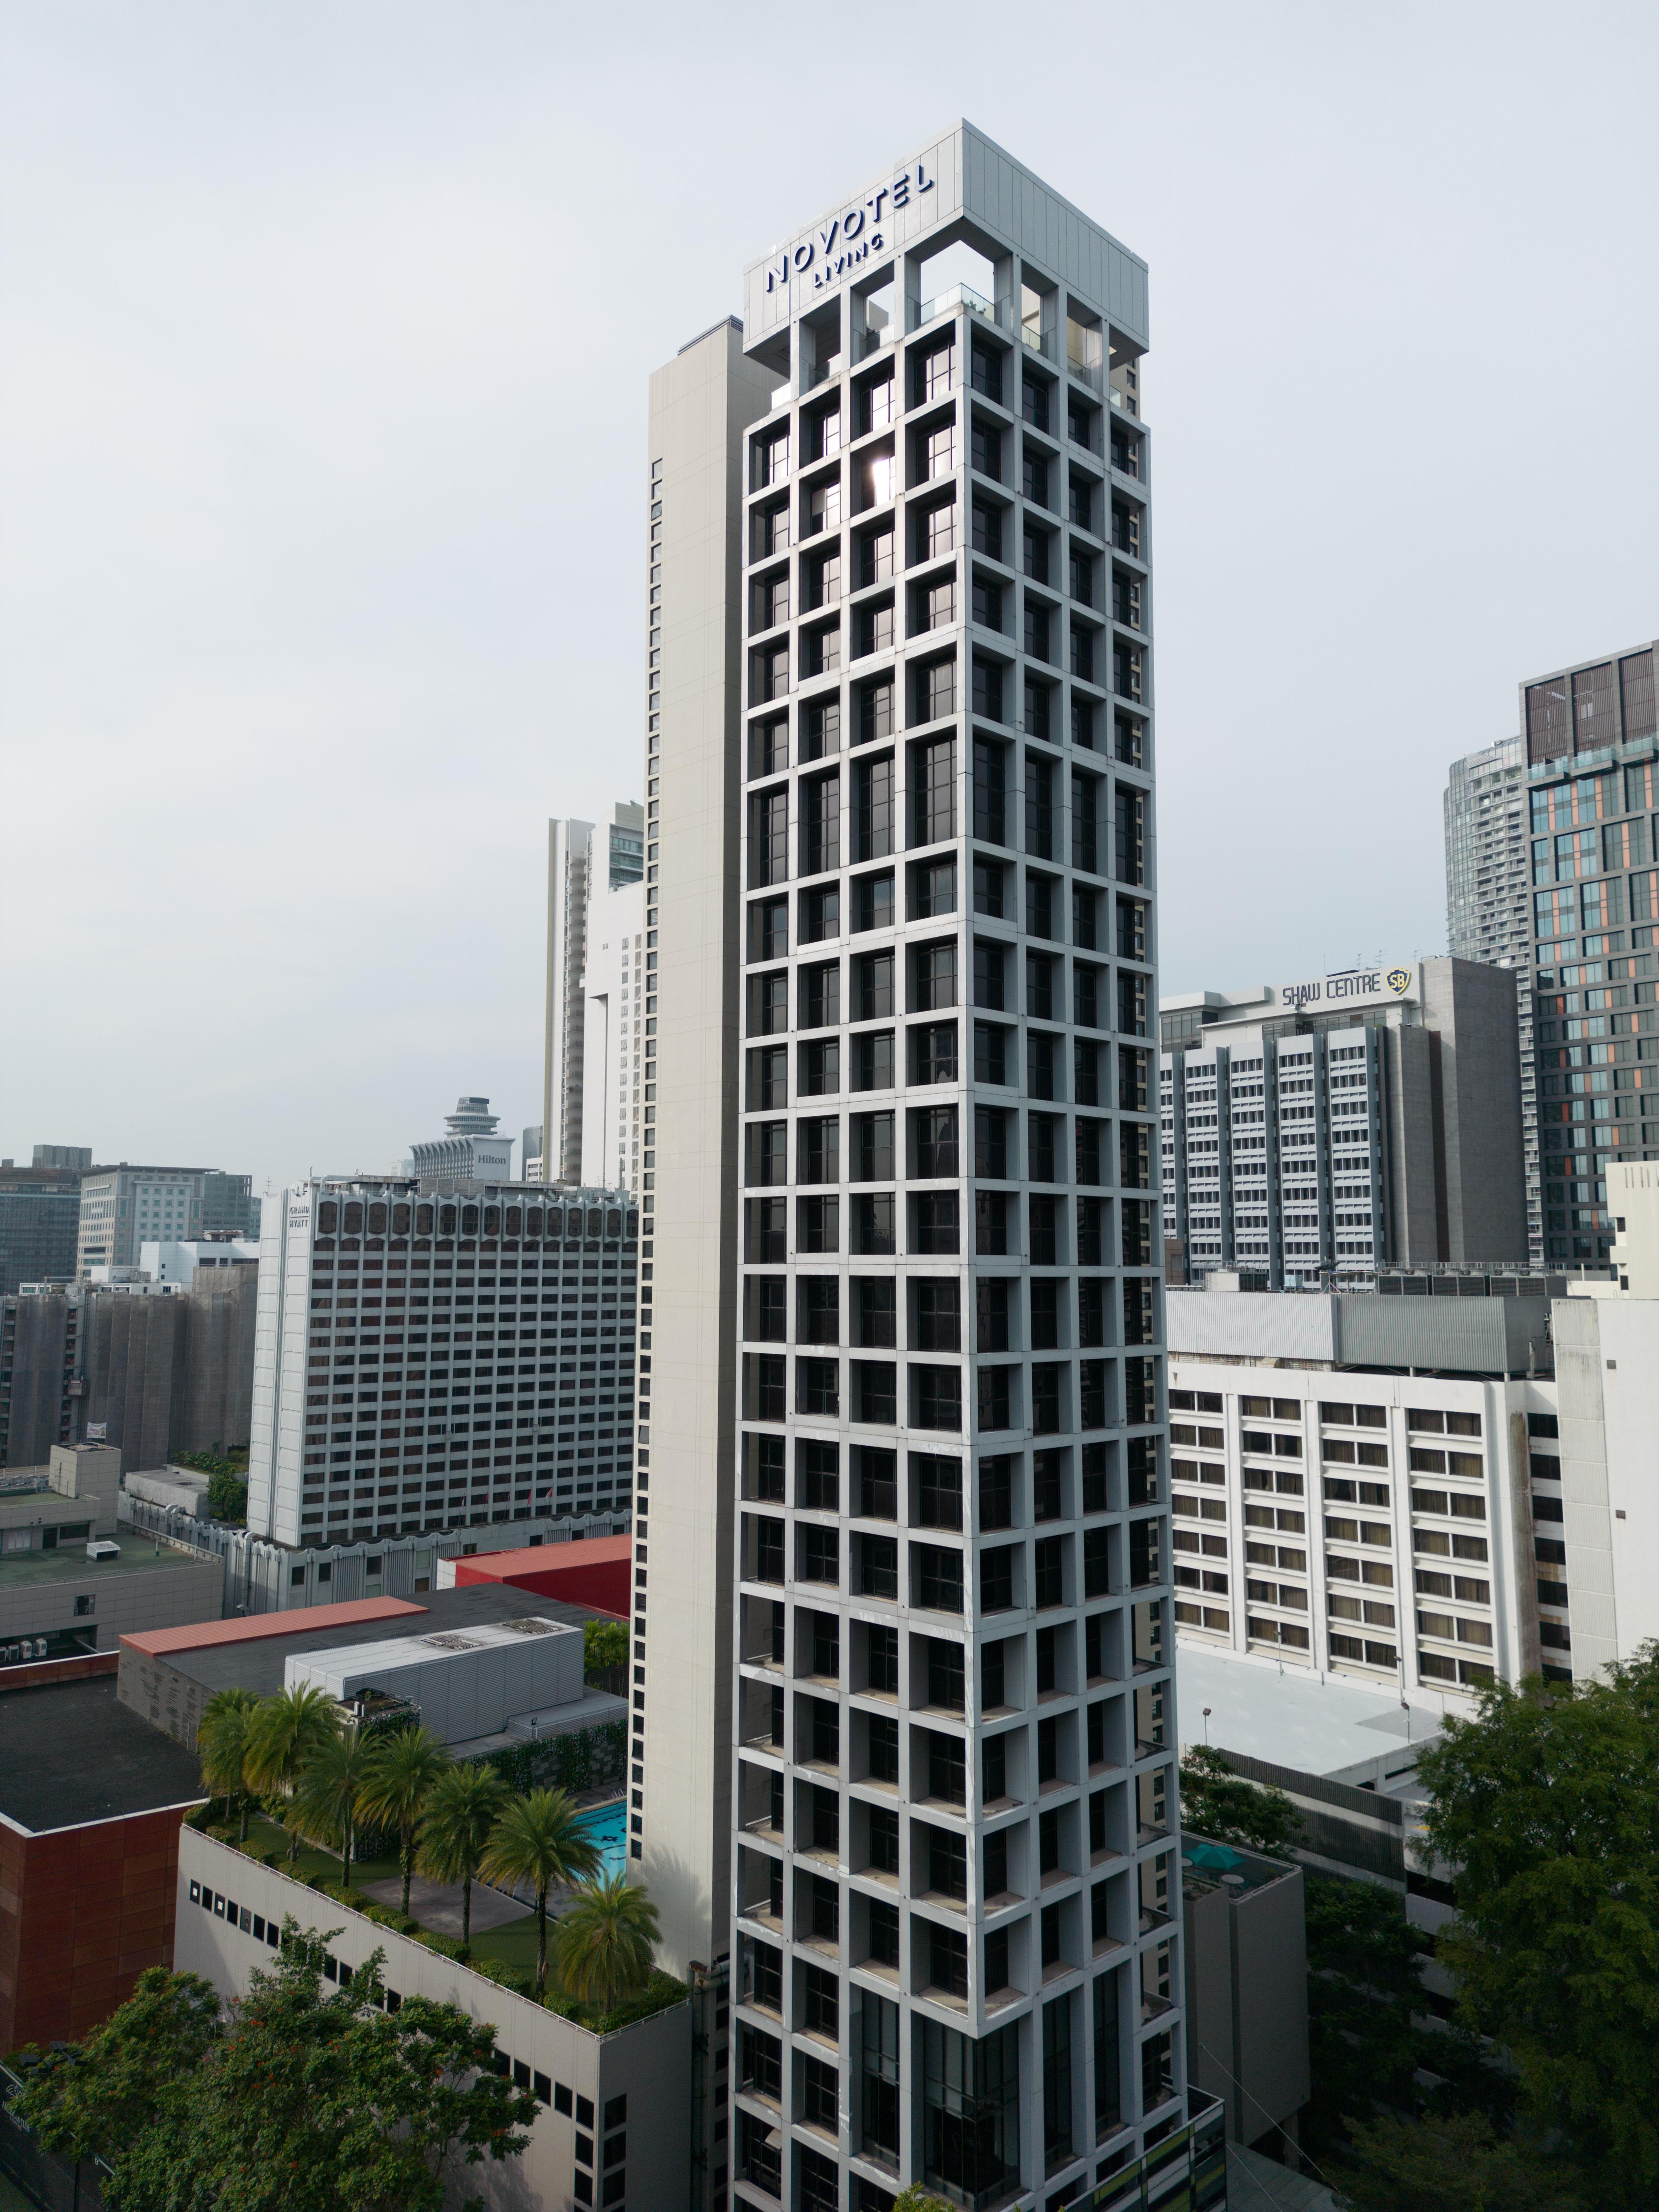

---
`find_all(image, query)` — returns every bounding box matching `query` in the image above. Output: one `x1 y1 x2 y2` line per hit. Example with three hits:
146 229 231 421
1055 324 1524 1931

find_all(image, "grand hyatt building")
635 124 1205 2212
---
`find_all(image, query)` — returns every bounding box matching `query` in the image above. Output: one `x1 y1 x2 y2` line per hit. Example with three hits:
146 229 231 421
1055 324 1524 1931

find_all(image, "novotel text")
763 163 935 294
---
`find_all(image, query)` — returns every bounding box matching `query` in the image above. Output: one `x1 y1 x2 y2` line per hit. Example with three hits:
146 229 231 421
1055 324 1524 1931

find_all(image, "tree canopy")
551 1872 660 2013
582 1618 628 1674
1414 1651 1659 2208
13 1936 536 2212
479 1787 600 1994
1332 2112 1587 2212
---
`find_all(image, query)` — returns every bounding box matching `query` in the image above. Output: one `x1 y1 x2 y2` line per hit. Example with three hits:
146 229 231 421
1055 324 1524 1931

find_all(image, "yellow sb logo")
1386 967 1411 996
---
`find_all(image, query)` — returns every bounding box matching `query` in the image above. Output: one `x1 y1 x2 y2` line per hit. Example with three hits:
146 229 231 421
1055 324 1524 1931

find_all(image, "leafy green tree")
14 1940 537 2212
583 1618 628 1675
479 1787 601 1995
359 1727 451 1917
1179 1744 1300 1854
293 1731 374 1888
1417 1652 1659 2207
1304 1872 1434 2149
207 1468 249 1521
198 1687 261 1842
892 2190 955 2212
1332 2111 1586 2212
11 1966 222 2162
551 1872 660 2014
1303 1872 1506 2162
418 1764 510 1953
242 1685 341 1861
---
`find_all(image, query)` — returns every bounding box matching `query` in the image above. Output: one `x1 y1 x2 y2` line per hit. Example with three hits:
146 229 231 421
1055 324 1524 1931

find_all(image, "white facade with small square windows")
248 1180 637 1551
1166 1290 1571 1702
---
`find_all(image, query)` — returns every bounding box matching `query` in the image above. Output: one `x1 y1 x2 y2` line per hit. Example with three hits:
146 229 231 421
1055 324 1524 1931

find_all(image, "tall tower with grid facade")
635 124 1194 2212
1522 640 1659 1265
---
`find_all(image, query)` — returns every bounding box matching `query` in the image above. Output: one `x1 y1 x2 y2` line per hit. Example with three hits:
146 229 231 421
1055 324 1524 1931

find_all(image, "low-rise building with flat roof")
438 1533 631 1617
117 1579 624 1751
0 1673 206 2049
0 1445 222 1671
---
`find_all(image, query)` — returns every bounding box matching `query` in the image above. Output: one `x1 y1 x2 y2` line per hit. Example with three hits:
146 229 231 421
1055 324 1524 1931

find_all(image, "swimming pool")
575 1799 627 1881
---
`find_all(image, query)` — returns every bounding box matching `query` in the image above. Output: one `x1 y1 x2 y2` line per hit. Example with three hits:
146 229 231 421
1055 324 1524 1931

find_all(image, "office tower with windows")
1445 735 1534 1217
1160 959 1526 1289
1522 640 1659 1264
639 124 1186 2212
1446 736 1530 969
76 1166 253 1275
544 806 646 1184
0 1160 84 1295
248 1179 637 1547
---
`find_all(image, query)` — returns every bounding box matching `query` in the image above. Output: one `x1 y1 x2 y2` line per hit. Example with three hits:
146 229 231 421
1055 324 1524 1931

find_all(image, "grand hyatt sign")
1277 964 1418 1014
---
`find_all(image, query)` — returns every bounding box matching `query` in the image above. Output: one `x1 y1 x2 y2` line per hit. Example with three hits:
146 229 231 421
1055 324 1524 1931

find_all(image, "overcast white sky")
2 0 1656 1194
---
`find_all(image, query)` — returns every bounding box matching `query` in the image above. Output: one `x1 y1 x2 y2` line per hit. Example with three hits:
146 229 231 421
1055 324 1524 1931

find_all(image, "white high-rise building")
1444 736 1530 970
543 806 646 1184
1444 735 1535 1236
248 1178 638 1548
579 878 649 1195
635 123 1199 2212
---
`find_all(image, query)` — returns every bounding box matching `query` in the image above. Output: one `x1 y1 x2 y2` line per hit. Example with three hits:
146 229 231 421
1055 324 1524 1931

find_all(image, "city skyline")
3 4 1657 1188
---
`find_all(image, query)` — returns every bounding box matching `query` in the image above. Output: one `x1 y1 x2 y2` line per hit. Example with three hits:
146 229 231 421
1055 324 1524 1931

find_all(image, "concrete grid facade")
633 123 1185 2212
248 1179 637 1551
1521 639 1659 1265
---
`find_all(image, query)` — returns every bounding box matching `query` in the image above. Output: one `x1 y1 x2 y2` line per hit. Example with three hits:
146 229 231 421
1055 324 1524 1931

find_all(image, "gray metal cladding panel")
1166 1289 1338 1363
1335 1297 1546 1374
961 123 1148 332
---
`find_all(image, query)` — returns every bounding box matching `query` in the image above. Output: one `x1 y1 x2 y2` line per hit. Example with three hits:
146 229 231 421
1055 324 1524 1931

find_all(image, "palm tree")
359 1726 452 1917
292 1731 374 1888
479 1788 601 1995
241 1685 341 1862
551 1873 660 2016
197 1688 259 1842
417 1763 509 1953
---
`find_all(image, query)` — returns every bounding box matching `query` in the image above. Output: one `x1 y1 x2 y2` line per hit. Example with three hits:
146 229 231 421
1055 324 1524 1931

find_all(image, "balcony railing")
917 282 1000 329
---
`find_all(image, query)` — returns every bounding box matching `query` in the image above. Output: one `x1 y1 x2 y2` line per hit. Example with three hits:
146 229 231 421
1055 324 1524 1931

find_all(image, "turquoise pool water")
576 1799 627 1880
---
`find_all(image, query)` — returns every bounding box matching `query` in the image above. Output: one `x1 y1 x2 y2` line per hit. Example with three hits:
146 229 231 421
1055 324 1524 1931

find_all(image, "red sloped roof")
120 1596 427 1657
455 1537 632 1578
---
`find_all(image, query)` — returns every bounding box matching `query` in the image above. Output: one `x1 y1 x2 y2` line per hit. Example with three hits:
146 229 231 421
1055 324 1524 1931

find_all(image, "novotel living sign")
761 161 937 297
1277 964 1418 1014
